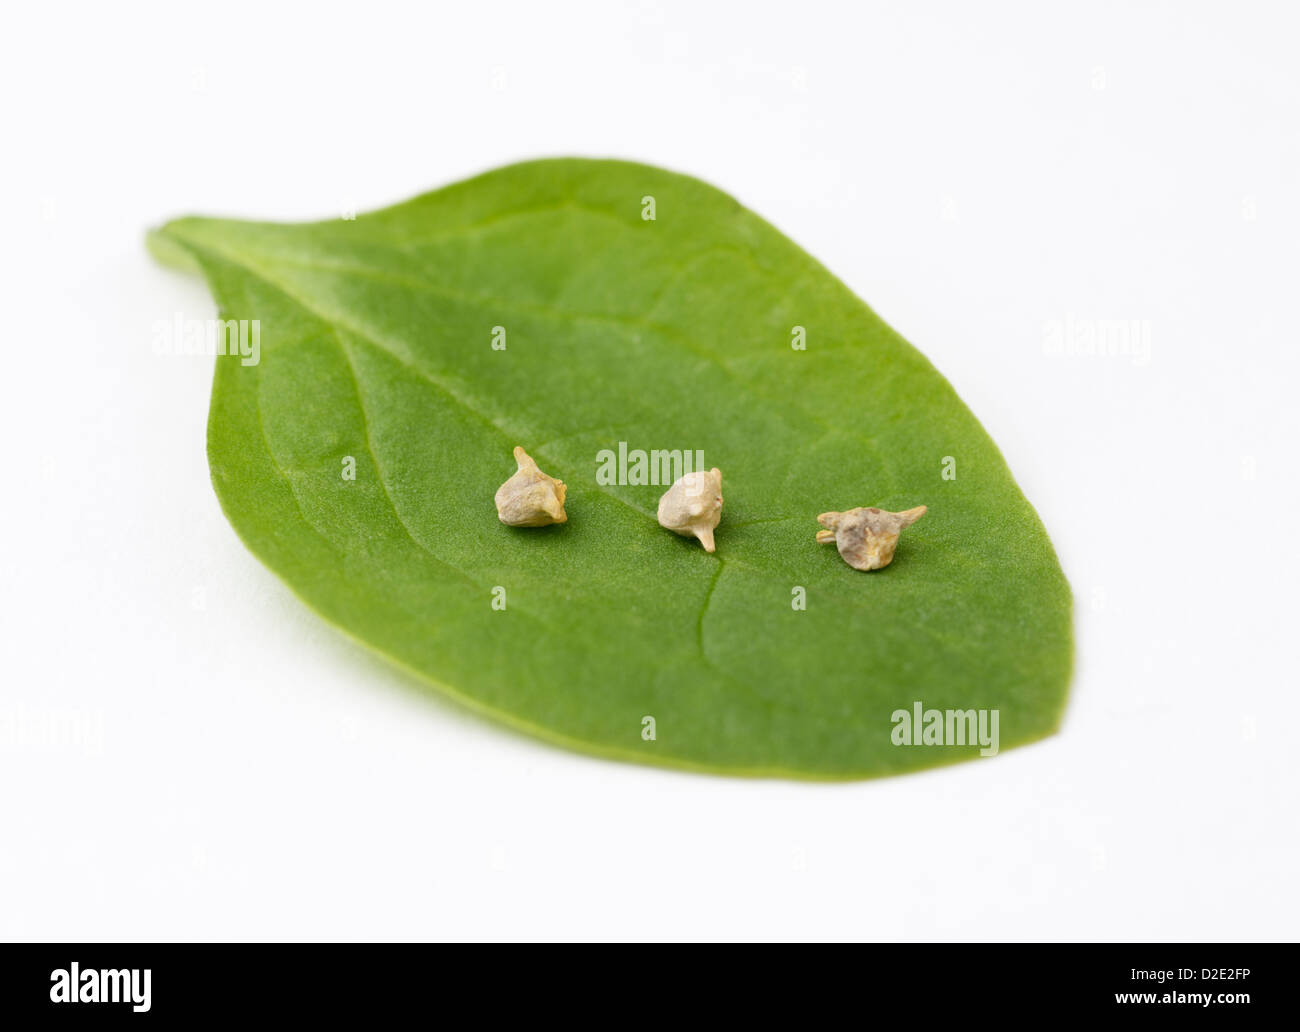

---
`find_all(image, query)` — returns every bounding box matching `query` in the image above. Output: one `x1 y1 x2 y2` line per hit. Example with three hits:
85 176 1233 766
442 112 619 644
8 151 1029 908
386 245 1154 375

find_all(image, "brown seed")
494 447 567 527
657 468 723 553
816 505 927 570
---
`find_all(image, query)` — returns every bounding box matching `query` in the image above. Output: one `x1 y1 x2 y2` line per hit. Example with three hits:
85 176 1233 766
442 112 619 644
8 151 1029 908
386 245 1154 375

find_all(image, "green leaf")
149 158 1072 779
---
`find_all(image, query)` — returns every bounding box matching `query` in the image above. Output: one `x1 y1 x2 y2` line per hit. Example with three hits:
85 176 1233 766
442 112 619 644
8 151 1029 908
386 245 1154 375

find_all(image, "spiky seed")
816 505 927 570
494 447 567 527
657 467 724 553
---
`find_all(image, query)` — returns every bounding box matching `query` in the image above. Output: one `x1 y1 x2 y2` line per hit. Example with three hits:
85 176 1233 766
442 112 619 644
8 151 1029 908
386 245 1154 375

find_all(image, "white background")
3 1 1297 942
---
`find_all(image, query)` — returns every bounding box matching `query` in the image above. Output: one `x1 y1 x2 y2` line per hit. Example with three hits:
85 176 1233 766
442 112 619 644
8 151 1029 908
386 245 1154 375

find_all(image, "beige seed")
494 446 567 527
657 467 723 553
816 505 927 570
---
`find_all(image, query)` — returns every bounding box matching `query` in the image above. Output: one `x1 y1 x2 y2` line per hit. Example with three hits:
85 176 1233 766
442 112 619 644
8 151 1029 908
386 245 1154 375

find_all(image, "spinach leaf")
149 158 1072 779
